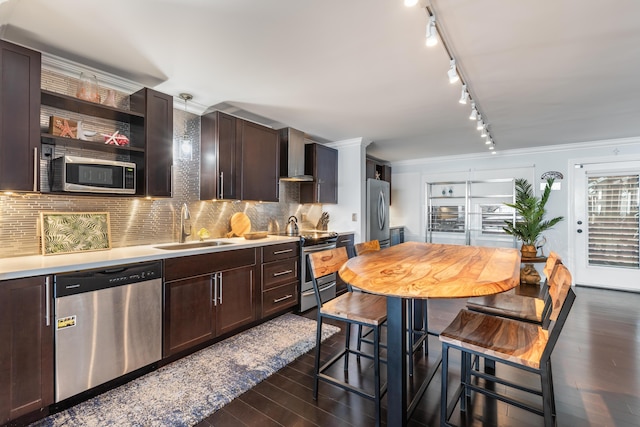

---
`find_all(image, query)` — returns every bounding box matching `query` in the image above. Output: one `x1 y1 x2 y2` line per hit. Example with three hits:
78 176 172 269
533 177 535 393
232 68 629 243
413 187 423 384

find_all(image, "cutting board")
227 212 251 237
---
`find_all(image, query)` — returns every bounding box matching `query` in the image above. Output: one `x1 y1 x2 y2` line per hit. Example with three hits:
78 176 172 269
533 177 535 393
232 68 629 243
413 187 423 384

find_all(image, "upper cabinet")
300 143 338 204
201 111 279 202
0 41 41 192
366 158 392 204
130 88 174 197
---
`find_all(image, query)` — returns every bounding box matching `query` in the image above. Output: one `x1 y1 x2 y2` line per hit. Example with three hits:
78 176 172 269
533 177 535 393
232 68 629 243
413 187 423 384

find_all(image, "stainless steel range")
270 230 338 312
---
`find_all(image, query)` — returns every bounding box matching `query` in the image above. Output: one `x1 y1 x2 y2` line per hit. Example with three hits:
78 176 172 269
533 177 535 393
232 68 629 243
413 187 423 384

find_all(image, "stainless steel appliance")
54 261 162 402
51 155 136 194
367 178 390 247
270 230 338 311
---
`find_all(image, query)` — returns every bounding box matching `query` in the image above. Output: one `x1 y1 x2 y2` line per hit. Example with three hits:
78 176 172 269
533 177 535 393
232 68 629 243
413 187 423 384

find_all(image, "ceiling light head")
425 16 438 47
485 136 492 144
458 85 469 104
469 102 477 120
404 0 419 6
480 125 488 137
476 115 483 130
447 59 459 84
488 144 495 150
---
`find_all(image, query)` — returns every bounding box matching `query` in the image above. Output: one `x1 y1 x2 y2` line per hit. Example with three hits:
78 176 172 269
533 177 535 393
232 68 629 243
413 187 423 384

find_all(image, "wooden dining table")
338 241 521 426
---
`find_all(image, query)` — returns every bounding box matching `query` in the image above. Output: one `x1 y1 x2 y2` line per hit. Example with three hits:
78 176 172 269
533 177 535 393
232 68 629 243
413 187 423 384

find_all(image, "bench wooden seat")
321 292 387 326
440 263 575 427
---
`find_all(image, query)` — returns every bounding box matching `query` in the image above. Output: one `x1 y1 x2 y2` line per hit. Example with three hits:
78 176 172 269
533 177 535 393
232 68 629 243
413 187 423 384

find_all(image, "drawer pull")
273 269 293 277
273 249 293 255
273 294 293 303
340 239 351 243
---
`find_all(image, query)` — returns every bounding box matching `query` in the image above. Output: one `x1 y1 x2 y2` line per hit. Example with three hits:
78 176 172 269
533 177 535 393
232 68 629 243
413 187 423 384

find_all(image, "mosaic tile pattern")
0 70 317 258
30 314 340 427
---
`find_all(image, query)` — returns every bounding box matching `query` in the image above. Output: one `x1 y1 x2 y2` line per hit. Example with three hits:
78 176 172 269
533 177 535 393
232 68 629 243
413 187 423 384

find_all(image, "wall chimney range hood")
279 127 314 182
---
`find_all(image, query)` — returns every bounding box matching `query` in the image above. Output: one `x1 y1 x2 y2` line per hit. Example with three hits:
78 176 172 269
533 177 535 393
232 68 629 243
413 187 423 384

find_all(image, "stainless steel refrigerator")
366 178 390 247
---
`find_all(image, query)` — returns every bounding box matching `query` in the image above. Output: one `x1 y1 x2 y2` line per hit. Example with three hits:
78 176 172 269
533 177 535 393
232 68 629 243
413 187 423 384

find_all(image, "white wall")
324 138 369 243
390 136 640 269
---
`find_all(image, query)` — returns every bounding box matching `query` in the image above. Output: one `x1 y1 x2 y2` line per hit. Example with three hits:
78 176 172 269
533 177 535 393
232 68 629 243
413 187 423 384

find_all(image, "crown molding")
392 136 640 167
325 137 371 150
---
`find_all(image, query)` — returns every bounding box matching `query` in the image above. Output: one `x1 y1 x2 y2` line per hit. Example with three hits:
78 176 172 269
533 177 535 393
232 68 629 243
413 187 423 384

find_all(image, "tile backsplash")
0 69 319 258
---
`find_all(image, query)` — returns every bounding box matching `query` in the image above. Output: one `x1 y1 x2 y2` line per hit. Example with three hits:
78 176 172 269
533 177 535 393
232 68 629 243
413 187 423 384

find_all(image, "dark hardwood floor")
198 286 640 426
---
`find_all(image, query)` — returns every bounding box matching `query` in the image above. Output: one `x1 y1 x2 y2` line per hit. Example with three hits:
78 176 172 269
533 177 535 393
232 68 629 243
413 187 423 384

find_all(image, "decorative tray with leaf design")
40 212 111 255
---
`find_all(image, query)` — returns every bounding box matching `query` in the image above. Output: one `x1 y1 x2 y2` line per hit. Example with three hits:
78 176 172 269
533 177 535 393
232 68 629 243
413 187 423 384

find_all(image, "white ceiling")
1 0 639 162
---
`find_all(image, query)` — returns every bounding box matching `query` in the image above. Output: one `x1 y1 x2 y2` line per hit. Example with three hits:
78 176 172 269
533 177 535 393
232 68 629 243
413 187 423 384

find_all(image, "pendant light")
179 93 193 160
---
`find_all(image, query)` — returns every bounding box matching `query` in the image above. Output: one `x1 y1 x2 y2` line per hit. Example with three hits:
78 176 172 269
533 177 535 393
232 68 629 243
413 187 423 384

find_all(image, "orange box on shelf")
49 116 78 139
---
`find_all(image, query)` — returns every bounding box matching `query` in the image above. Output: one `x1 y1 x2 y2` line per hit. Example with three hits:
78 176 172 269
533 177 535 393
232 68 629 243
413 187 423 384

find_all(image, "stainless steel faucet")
179 203 191 243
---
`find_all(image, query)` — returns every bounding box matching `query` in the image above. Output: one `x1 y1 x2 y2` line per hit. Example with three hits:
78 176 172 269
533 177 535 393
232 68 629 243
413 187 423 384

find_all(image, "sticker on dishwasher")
57 315 76 330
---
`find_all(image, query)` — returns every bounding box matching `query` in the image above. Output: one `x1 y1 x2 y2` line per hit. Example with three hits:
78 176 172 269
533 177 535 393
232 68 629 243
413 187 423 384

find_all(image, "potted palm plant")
502 178 564 258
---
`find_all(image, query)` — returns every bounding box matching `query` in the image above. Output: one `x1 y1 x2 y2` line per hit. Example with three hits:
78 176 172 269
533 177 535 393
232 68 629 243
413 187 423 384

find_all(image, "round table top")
339 241 521 299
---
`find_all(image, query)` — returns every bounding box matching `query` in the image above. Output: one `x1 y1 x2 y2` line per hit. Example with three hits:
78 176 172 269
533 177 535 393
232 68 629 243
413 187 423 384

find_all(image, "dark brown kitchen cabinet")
335 233 354 295
200 111 279 202
163 248 258 357
0 276 53 425
261 242 300 318
0 40 41 192
130 88 173 197
300 143 338 204
239 120 279 202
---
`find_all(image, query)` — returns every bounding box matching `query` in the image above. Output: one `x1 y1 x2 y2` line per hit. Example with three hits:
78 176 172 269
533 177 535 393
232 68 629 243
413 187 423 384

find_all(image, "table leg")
387 296 407 426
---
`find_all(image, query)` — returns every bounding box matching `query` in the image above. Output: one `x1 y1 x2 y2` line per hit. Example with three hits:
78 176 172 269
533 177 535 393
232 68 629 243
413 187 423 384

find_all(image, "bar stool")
308 246 387 427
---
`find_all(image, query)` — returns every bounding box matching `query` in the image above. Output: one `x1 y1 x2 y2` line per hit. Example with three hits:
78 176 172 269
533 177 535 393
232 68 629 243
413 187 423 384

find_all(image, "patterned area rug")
32 314 339 427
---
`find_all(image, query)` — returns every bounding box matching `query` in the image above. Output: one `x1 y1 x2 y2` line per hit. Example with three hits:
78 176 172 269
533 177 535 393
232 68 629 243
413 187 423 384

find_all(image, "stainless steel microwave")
51 155 136 194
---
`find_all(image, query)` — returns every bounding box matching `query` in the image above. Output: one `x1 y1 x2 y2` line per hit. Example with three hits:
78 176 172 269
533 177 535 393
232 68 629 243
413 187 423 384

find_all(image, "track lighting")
469 102 477 120
425 16 437 47
447 59 459 84
489 144 495 150
480 125 488 137
458 85 469 104
404 0 419 6
476 115 483 130
485 136 492 144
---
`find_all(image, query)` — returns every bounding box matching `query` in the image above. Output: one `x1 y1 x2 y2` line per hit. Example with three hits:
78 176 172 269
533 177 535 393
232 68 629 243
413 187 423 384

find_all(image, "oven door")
300 280 336 312
300 241 338 312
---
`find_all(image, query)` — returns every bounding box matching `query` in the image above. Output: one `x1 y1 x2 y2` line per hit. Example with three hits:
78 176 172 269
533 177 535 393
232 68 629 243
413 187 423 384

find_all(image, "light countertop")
0 236 299 281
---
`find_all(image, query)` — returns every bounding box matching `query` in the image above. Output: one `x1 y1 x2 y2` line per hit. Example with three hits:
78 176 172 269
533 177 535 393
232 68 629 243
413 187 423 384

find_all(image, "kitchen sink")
154 241 234 250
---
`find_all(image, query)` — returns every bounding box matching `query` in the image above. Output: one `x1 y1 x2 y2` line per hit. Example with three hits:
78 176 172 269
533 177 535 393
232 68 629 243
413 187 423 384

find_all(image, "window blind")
587 174 640 268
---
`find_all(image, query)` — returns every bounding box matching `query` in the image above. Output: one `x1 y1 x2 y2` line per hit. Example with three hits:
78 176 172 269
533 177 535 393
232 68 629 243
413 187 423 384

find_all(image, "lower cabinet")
336 233 355 295
390 227 405 246
261 242 300 317
0 275 53 425
163 248 258 357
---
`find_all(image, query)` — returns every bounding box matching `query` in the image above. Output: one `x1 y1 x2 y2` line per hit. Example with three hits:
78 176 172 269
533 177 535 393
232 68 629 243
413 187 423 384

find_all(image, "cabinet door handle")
219 171 224 199
316 182 320 203
340 239 351 243
45 276 51 326
273 269 293 277
33 147 38 192
212 274 217 306
218 272 223 304
273 249 293 255
273 294 293 303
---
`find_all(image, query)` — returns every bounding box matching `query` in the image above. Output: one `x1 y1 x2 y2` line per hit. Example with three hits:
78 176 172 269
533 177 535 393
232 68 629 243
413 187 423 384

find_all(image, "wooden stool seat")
466 252 562 325
321 292 387 326
440 309 548 369
465 293 545 324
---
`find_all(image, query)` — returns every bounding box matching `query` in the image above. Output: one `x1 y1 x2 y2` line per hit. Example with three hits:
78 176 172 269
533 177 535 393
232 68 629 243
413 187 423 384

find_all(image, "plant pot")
520 244 537 258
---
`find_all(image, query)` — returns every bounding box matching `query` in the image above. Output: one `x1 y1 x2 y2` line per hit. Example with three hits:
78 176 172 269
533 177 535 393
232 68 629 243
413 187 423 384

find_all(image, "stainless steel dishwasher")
54 261 162 402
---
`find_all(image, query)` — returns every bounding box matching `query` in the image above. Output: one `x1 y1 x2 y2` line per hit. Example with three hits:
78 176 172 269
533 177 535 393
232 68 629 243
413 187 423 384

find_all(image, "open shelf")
41 89 144 123
41 133 145 154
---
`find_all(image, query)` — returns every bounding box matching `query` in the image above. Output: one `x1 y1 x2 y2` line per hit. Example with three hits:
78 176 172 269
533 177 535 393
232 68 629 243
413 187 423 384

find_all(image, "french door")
573 161 640 291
